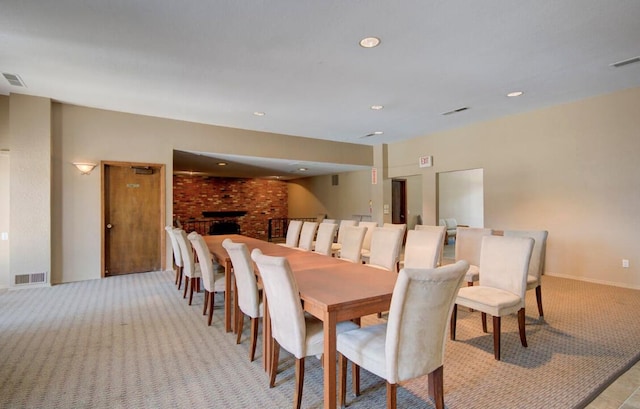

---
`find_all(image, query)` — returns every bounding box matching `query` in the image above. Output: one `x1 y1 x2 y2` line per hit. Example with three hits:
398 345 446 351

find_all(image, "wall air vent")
14 272 47 286
610 56 640 68
441 106 469 116
2 73 26 87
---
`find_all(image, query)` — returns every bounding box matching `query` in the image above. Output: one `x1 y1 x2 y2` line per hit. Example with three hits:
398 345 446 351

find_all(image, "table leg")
224 260 232 333
323 311 338 409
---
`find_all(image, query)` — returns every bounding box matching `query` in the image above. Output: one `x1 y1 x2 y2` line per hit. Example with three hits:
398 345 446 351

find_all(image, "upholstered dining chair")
296 221 318 251
174 228 202 305
503 229 549 317
188 232 226 326
383 223 407 269
313 222 338 256
331 219 358 256
402 226 446 269
250 249 358 409
337 261 468 409
338 226 367 263
450 235 534 360
279 219 303 248
165 226 184 288
358 221 379 261
368 227 404 272
222 238 263 361
455 227 493 286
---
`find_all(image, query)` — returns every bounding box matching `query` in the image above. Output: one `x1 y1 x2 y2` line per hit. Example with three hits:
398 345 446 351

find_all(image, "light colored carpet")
0 271 638 408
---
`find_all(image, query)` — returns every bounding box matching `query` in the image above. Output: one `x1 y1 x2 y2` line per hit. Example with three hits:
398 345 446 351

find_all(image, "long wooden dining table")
204 234 397 409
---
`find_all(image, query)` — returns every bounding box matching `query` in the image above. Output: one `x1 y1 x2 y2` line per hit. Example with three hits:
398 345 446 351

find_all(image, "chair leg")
518 308 528 347
207 292 214 326
203 290 209 315
492 316 501 360
182 275 189 298
177 266 183 289
352 362 360 396
236 312 244 344
338 353 347 407
428 365 444 409
188 277 195 305
249 317 259 362
535 285 544 317
294 357 305 409
386 382 397 409
481 312 488 333
269 340 280 388
174 265 179 285
450 304 457 340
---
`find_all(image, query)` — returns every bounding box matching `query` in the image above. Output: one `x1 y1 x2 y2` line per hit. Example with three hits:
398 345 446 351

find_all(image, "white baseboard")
545 272 640 290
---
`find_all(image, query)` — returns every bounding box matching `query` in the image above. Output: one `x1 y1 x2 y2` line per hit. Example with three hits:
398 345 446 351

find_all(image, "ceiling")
2 1 640 177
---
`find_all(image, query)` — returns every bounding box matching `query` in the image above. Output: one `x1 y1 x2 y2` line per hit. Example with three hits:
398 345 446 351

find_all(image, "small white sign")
419 155 433 168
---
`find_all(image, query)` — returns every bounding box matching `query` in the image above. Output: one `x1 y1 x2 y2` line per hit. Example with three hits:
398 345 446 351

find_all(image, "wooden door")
392 179 407 225
103 162 165 276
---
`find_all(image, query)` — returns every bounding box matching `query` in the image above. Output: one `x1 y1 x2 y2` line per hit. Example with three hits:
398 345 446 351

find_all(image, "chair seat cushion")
337 323 387 380
526 274 539 290
464 264 479 283
456 286 522 317
331 243 342 251
304 318 359 358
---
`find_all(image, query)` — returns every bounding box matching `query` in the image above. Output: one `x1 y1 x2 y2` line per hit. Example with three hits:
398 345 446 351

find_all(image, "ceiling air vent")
610 56 640 68
2 73 26 87
441 106 469 116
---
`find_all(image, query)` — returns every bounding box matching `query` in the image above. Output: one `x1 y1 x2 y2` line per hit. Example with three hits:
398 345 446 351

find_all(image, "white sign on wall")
419 155 433 168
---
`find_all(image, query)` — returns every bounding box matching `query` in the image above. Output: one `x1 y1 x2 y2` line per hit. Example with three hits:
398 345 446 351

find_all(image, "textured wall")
173 175 288 240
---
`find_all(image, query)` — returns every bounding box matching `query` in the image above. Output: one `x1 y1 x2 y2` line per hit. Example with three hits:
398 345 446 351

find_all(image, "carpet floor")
0 271 638 408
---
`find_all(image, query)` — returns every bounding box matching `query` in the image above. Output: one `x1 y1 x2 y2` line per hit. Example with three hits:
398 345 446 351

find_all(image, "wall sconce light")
73 162 97 175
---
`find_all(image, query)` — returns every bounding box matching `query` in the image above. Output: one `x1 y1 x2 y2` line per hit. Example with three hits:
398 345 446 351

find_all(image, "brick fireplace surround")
172 175 288 240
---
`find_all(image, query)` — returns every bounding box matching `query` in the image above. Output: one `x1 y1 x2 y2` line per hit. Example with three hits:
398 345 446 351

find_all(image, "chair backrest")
444 218 458 230
369 227 404 271
455 227 492 266
403 227 445 269
284 220 303 247
385 260 468 383
322 219 337 224
188 232 215 292
174 228 199 278
314 222 338 256
479 236 534 300
165 226 183 267
251 249 306 359
222 239 261 318
339 226 367 263
297 221 318 251
359 221 379 251
503 230 548 281
336 219 358 244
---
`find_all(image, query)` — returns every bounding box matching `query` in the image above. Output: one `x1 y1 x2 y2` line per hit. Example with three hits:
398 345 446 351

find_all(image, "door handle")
106 223 113 229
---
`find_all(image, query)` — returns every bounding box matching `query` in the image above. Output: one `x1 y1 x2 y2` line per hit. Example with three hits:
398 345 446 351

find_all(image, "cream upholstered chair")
174 228 202 305
359 221 379 261
455 227 492 286
331 219 358 255
165 226 184 287
250 249 358 409
279 220 303 248
368 227 404 272
313 222 338 256
383 223 407 269
338 226 367 263
188 232 225 326
440 218 467 244
402 226 446 269
450 235 534 360
322 219 337 225
337 261 468 409
503 229 549 317
295 221 318 251
222 239 263 360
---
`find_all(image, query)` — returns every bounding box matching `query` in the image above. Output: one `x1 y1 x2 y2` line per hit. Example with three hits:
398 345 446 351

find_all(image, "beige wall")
385 87 640 288
0 95 8 149
0 96 8 288
438 168 484 228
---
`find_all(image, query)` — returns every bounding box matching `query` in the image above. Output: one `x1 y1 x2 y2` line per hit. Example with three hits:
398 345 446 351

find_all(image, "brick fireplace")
172 175 288 240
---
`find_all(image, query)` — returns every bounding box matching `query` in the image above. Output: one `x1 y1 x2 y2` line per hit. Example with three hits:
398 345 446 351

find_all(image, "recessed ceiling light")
217 162 227 166
507 91 524 97
298 167 308 172
370 105 384 110
372 131 384 135
359 37 381 48
253 111 265 116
